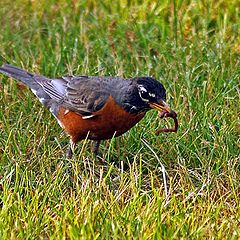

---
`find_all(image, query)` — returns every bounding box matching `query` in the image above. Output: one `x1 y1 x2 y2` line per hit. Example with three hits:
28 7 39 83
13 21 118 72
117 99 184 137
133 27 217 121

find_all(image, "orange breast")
57 96 145 142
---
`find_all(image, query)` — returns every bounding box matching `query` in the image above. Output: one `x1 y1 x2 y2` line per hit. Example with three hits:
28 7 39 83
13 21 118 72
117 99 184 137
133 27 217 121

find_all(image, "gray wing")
0 64 129 116
36 75 121 116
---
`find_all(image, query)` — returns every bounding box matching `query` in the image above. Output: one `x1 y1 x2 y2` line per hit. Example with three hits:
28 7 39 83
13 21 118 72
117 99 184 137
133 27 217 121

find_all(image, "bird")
0 64 174 158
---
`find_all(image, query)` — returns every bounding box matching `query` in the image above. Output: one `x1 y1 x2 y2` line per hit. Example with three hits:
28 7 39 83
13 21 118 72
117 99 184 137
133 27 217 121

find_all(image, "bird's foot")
66 139 76 159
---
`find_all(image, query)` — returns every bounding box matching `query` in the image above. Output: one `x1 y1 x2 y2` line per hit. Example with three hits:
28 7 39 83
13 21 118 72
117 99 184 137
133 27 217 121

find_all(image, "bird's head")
134 77 172 113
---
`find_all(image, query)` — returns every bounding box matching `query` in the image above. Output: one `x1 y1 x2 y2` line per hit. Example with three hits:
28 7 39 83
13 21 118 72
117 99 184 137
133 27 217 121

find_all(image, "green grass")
0 0 239 239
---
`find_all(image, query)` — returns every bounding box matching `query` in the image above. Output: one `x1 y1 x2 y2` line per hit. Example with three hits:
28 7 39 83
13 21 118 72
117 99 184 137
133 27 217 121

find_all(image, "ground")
0 0 239 239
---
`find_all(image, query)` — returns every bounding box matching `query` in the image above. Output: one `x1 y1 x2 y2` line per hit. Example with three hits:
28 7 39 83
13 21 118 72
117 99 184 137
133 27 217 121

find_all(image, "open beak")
149 100 172 113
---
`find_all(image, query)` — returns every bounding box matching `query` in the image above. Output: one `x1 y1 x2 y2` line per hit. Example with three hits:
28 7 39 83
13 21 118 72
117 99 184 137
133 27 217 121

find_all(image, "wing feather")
37 75 114 116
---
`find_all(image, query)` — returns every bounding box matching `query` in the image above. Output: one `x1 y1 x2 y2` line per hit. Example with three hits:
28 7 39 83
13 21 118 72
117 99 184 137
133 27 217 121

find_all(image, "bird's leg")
92 140 101 156
66 139 76 159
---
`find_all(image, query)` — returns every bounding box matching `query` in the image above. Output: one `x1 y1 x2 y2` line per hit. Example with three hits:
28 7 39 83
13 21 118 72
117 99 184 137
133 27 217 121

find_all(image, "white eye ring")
138 85 149 102
138 85 156 102
138 85 147 92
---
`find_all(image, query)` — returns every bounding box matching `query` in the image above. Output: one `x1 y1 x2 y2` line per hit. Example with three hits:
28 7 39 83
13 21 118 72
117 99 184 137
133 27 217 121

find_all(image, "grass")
0 0 239 239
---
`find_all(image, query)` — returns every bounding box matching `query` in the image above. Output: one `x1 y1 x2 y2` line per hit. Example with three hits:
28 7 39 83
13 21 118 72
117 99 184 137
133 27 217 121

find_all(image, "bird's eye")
138 85 150 102
140 90 149 101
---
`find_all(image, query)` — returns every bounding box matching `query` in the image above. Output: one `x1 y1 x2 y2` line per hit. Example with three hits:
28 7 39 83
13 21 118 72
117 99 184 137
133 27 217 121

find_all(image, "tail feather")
0 64 38 89
0 64 53 108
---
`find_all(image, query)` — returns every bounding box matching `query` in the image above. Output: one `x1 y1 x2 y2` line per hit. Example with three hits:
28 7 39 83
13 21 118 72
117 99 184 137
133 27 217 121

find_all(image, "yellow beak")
149 100 171 113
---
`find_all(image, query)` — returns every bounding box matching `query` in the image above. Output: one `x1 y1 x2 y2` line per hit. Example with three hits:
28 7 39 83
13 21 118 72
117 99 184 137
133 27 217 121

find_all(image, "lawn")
0 0 239 239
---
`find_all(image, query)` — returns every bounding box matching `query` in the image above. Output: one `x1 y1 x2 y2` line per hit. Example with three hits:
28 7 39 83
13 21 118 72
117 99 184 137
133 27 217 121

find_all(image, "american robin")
0 64 175 158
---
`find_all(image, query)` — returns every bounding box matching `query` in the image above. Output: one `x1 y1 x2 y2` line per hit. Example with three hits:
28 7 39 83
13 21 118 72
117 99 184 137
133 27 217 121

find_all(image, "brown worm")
156 110 179 135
